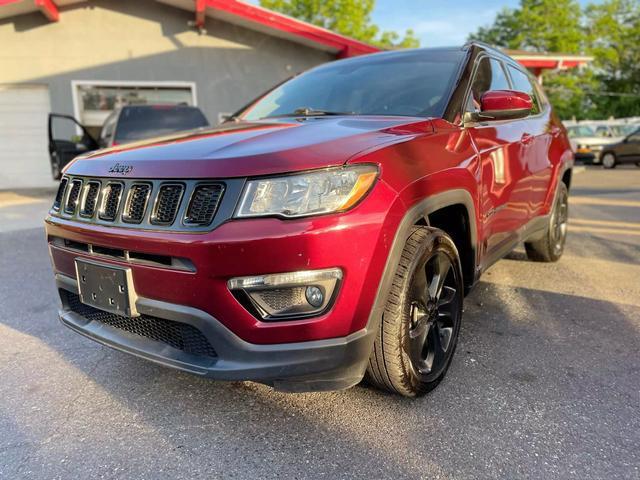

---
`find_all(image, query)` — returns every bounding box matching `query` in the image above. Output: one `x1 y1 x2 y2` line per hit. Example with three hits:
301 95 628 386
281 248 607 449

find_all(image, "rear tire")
602 152 616 169
365 226 463 397
525 182 568 262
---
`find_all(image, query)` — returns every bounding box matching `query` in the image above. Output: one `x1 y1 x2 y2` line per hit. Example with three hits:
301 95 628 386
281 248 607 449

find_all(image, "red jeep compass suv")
46 43 573 397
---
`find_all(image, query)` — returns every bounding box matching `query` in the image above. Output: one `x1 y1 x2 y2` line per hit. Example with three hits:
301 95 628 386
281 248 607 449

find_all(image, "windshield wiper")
264 107 355 119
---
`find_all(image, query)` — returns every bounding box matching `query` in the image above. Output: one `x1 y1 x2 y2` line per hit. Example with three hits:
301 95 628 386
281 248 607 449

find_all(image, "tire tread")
365 226 461 397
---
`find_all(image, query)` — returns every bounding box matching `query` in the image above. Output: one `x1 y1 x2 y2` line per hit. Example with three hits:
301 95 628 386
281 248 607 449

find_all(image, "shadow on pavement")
0 227 639 478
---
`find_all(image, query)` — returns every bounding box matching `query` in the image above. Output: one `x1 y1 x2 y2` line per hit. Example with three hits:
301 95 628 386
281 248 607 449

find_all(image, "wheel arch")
364 189 478 335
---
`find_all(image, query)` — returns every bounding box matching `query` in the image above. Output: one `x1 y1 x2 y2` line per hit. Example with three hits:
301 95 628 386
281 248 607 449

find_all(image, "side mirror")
465 90 532 123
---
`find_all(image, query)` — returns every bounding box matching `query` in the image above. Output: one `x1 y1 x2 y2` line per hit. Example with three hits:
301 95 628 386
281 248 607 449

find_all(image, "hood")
65 116 434 179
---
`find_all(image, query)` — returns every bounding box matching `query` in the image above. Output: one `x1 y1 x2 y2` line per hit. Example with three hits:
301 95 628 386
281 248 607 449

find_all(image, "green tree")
585 0 640 118
469 0 640 119
259 0 419 48
469 0 584 53
541 70 600 120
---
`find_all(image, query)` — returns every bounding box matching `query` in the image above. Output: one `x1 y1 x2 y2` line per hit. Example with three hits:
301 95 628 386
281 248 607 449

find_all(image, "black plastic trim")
56 273 373 392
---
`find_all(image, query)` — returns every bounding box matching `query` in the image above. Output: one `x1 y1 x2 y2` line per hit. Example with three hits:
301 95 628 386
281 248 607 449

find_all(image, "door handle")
521 133 534 145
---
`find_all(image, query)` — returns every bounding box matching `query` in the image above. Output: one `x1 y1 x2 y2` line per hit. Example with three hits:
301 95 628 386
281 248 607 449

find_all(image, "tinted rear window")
115 106 209 143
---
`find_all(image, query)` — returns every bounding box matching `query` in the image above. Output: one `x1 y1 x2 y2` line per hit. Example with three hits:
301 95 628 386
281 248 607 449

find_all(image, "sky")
369 0 600 47
248 0 602 48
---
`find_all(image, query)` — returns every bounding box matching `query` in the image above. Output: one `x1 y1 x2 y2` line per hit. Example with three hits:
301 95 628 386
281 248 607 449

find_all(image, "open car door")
48 113 99 179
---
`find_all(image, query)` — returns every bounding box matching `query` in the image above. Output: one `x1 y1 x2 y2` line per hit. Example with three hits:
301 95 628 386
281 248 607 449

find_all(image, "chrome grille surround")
49 176 240 233
151 183 185 226
98 182 124 221
80 181 101 218
53 177 68 211
64 179 83 215
122 183 152 224
184 183 225 225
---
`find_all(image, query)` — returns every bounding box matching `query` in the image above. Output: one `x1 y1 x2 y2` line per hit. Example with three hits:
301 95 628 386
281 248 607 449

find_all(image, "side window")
629 130 640 142
467 57 511 112
507 65 540 115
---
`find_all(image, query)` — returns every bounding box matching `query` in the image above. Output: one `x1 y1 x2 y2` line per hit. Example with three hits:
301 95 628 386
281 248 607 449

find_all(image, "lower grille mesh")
63 291 217 359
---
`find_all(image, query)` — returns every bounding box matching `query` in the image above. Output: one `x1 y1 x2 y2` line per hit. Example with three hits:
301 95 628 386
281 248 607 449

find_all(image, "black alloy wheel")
366 226 463 397
408 250 461 383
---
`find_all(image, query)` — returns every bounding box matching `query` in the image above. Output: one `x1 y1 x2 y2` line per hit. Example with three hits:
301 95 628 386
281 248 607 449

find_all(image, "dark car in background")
48 104 209 179
600 128 640 168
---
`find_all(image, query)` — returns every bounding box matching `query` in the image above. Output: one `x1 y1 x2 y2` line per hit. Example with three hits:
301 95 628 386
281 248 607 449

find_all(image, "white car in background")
592 123 638 142
564 124 608 163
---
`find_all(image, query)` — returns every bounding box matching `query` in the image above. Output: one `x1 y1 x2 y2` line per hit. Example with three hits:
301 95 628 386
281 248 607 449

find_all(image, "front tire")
525 182 569 262
366 226 463 397
602 152 617 169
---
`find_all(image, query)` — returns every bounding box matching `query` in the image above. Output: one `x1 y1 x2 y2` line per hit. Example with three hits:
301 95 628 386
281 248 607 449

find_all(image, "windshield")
611 124 638 137
567 125 596 138
115 106 209 143
241 50 465 121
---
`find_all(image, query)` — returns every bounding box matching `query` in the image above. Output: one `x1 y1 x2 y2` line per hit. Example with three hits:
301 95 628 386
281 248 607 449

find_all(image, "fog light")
305 286 324 307
228 268 342 320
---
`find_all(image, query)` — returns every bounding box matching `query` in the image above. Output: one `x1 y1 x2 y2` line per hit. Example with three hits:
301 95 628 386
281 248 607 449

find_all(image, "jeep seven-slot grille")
51 177 226 231
99 183 123 221
185 184 224 225
64 179 83 214
63 291 217 359
80 181 101 218
122 183 151 223
152 184 184 225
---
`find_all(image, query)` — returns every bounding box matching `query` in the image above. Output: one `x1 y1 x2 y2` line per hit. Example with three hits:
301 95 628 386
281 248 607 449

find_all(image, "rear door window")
114 106 209 143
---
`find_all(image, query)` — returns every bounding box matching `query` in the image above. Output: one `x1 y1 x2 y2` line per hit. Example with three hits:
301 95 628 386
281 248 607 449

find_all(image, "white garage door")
0 85 55 190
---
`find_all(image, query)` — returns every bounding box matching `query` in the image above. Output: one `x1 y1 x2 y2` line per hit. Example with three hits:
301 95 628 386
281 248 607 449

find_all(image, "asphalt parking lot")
1 167 639 480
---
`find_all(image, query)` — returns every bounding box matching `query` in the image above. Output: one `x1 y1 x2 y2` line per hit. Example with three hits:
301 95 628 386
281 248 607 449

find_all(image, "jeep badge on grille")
108 163 134 175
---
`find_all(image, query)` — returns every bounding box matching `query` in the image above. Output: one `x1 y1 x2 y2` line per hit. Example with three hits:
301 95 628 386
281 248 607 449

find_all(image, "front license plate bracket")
75 259 139 317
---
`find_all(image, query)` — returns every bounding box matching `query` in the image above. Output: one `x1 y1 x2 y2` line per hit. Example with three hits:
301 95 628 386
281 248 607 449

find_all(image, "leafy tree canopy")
259 0 419 48
469 0 640 120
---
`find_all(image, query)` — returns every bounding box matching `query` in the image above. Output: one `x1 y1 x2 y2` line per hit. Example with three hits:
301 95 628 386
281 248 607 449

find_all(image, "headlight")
235 165 378 218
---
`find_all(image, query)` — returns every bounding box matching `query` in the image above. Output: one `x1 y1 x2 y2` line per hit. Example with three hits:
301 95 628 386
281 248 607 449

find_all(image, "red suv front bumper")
46 179 401 390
